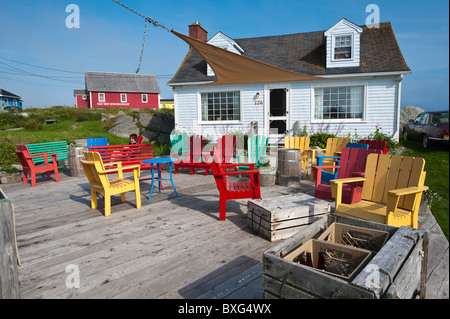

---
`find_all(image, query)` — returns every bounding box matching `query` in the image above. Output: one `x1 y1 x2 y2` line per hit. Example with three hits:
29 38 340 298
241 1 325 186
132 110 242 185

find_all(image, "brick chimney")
189 22 208 41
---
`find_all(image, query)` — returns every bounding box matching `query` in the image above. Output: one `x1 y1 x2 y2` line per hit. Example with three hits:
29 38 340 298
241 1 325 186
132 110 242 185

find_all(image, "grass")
1 120 129 145
400 136 449 240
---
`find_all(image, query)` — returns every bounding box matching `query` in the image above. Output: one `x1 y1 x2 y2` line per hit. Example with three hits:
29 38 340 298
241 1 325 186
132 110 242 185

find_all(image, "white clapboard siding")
174 77 400 143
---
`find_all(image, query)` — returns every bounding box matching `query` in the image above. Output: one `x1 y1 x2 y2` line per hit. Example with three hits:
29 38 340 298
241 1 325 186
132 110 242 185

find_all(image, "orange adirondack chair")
15 145 60 187
210 151 261 221
331 154 428 229
80 151 141 217
313 146 382 204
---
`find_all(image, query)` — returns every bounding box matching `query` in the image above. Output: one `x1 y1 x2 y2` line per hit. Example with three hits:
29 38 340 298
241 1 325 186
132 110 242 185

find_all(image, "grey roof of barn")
0 89 22 100
85 72 161 94
169 22 411 85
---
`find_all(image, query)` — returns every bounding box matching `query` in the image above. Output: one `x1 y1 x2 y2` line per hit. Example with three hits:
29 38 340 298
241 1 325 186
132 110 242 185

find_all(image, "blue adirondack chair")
314 143 369 184
87 137 108 149
236 135 269 174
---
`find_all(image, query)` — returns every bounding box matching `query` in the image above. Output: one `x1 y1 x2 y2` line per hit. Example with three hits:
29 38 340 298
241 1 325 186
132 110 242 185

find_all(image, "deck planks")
0 168 447 299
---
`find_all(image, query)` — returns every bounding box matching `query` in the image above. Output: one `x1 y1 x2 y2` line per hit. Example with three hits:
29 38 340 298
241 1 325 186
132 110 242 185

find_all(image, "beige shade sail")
172 30 319 86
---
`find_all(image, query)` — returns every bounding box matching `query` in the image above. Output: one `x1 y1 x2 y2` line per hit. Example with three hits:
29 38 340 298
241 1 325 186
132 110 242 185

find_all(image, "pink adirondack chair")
313 146 382 204
359 140 388 154
15 145 60 187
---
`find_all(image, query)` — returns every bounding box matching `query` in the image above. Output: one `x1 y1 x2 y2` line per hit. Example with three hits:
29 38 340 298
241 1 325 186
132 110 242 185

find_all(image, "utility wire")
0 56 84 74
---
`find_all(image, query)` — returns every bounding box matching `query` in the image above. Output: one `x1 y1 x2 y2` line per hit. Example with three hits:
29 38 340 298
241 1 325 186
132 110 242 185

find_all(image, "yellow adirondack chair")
309 138 351 180
284 136 310 178
80 151 141 217
330 154 428 229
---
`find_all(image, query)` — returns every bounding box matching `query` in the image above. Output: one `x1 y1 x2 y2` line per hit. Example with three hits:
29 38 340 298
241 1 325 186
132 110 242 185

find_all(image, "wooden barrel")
278 148 301 186
68 147 85 176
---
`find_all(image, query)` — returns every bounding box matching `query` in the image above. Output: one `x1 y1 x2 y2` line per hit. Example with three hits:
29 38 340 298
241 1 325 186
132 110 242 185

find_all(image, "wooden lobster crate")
284 239 372 281
317 222 389 253
247 193 331 241
263 215 428 299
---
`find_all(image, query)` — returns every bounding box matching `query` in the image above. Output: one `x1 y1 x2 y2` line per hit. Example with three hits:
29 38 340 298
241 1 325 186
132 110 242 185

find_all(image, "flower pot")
260 172 276 187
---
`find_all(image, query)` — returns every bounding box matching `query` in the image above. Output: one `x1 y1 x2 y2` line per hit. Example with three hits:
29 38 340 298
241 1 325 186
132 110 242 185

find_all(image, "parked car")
403 111 449 148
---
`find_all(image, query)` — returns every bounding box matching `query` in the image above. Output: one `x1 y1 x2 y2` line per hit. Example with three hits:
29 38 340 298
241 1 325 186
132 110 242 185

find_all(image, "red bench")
88 144 160 181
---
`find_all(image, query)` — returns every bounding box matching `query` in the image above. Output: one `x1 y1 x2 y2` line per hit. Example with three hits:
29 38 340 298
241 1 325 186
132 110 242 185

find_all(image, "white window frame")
120 93 127 103
198 89 243 124
310 83 367 124
98 93 105 102
82 95 87 100
142 94 148 103
332 33 354 62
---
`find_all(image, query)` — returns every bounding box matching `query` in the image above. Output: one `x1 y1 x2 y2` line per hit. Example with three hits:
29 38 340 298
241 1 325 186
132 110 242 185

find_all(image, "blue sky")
0 0 448 111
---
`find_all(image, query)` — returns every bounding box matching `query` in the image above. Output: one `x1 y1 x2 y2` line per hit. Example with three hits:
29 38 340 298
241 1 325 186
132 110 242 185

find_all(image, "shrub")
366 125 400 150
0 139 19 168
0 113 26 130
309 132 336 148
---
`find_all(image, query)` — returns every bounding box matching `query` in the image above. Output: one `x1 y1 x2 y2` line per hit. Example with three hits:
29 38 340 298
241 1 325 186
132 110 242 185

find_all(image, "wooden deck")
1 168 448 299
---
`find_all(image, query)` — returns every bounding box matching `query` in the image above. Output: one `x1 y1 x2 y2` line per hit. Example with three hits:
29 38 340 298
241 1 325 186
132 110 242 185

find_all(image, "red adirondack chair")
214 135 236 163
15 145 60 187
174 135 211 175
313 146 382 204
359 140 388 154
210 151 261 221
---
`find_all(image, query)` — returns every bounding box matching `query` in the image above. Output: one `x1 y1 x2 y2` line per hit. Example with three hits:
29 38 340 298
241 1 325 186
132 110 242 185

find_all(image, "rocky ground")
106 111 174 144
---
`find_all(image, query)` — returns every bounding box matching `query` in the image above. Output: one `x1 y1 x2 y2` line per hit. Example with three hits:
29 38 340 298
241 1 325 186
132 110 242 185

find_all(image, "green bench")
25 141 69 168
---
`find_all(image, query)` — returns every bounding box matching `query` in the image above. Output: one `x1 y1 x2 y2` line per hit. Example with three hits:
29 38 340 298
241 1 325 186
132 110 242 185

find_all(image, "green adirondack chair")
236 135 269 173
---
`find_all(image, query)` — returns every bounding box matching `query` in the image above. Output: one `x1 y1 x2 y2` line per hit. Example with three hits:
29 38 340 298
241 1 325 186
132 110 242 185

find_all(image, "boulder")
108 122 139 138
107 112 175 144
139 113 153 127
114 115 135 125
400 105 424 129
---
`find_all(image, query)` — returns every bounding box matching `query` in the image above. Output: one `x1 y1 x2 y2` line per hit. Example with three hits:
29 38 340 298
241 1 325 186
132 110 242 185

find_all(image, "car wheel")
422 134 429 149
403 128 408 141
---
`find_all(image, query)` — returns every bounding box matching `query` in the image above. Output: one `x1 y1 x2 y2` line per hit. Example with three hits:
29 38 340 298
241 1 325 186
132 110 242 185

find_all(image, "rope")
111 0 174 73
135 19 147 74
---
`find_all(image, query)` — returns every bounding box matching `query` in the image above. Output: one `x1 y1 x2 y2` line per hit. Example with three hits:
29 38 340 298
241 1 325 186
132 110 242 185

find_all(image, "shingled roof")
86 72 161 94
169 22 410 85
0 89 22 99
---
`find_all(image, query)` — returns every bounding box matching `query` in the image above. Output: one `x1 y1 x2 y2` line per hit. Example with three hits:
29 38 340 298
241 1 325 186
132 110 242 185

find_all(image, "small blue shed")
0 89 23 111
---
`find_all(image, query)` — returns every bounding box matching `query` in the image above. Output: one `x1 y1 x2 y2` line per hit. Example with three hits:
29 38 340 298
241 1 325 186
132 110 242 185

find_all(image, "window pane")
334 35 352 59
314 86 363 121
201 91 240 122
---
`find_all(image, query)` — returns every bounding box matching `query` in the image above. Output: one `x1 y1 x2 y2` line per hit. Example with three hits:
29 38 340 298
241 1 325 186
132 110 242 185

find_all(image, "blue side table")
142 157 179 201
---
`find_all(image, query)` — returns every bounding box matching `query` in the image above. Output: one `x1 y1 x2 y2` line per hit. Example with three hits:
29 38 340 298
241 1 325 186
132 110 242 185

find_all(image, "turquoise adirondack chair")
170 133 189 161
236 135 269 174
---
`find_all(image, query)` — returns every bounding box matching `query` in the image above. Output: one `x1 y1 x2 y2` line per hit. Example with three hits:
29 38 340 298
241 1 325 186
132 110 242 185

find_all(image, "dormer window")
324 19 362 68
206 32 244 77
334 35 352 60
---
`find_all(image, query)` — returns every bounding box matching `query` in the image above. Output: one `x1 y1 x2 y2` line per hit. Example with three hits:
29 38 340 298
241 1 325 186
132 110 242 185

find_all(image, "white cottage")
168 19 411 144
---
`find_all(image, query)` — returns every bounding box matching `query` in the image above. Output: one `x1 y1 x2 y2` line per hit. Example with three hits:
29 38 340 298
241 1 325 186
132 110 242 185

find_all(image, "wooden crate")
263 214 428 299
247 193 331 241
317 222 389 253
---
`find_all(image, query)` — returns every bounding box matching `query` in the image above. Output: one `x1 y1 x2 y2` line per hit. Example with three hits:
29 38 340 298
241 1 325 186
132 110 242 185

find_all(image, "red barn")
74 72 161 109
